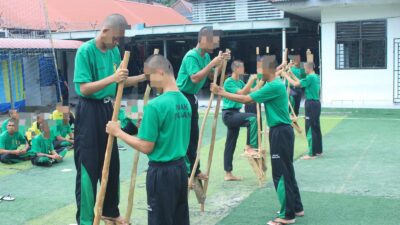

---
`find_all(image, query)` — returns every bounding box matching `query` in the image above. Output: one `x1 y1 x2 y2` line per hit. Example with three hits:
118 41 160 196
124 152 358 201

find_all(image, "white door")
394 38 400 103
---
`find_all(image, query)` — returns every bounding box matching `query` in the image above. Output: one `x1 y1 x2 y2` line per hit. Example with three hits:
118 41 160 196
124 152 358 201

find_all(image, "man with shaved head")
284 62 322 160
211 56 304 225
73 14 147 225
176 26 229 180
107 55 191 225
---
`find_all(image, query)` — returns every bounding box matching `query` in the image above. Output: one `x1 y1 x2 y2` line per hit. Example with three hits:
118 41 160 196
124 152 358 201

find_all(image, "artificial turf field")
0 108 399 225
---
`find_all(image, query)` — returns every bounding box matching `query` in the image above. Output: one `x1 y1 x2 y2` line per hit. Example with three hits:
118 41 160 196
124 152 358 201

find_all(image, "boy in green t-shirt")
211 56 304 225
31 121 67 167
222 60 259 181
107 55 191 225
53 113 74 151
0 119 32 164
283 62 323 159
176 26 230 180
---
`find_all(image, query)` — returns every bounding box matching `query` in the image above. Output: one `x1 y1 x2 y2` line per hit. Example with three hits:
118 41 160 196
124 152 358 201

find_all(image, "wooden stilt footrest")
192 177 206 204
244 150 267 186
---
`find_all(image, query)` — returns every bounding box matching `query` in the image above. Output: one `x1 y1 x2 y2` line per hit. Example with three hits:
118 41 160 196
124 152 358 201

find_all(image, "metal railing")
192 0 284 23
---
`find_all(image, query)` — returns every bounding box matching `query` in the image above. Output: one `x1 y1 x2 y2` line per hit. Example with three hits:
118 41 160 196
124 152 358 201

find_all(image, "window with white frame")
336 20 386 69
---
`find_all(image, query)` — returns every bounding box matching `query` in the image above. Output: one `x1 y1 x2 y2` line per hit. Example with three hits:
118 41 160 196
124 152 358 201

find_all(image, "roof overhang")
0 38 83 50
50 18 291 40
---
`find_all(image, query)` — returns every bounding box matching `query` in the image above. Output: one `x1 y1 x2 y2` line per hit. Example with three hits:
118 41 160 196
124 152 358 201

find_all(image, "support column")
282 28 286 60
163 40 168 58
7 51 14 110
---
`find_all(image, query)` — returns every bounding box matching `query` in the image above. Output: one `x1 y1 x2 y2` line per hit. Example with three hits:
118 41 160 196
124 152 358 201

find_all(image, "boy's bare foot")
102 216 129 225
301 155 315 160
224 172 242 181
196 172 208 180
245 148 258 157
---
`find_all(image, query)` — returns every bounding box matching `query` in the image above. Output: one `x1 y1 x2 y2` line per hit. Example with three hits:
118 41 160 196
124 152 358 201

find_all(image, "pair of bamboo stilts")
188 49 231 212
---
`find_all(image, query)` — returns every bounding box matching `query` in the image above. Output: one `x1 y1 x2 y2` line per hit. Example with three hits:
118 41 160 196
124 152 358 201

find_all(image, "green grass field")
0 108 399 225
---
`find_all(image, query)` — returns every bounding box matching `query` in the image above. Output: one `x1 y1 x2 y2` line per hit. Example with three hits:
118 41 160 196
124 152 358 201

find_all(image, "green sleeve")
249 83 281 103
73 48 93 83
0 135 5 149
224 79 241 94
300 76 310 88
137 104 159 143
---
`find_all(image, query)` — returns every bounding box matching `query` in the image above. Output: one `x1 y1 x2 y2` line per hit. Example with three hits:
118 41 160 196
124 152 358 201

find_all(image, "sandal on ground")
0 194 15 201
276 210 304 217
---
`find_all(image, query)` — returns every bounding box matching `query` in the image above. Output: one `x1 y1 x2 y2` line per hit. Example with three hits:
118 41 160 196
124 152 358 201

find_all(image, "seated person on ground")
31 120 67 167
0 119 33 164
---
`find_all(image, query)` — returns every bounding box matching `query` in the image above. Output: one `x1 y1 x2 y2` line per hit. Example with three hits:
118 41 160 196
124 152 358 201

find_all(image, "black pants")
222 109 258 172
270 124 303 220
182 92 200 176
147 158 189 225
74 98 120 225
305 100 323 156
290 87 303 116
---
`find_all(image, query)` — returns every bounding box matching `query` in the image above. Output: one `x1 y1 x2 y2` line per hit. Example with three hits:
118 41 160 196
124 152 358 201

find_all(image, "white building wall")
321 3 400 107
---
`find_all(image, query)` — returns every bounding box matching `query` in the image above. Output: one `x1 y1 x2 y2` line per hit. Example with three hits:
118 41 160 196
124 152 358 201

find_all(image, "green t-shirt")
291 66 306 80
251 73 264 88
73 39 121 99
31 134 54 155
177 48 211 94
249 77 292 127
56 123 72 138
0 131 26 150
223 77 244 110
138 91 191 162
300 73 321 100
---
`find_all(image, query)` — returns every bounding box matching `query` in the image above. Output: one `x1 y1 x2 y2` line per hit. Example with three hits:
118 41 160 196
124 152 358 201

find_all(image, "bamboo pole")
188 51 223 188
201 49 230 212
125 49 158 223
94 51 130 225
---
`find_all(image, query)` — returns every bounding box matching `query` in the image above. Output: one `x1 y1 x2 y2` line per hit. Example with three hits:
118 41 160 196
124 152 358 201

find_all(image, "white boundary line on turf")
320 117 400 121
